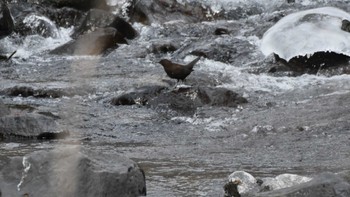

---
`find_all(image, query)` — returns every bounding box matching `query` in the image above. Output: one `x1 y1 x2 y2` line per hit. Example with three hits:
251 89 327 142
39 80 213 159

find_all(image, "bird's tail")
185 56 201 70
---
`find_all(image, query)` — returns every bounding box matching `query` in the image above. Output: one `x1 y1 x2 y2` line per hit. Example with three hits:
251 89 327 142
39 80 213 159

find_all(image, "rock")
224 180 242 197
0 146 146 197
15 13 60 38
214 28 230 35
341 19 350 33
111 85 166 106
255 172 350 197
50 27 119 55
109 16 138 40
72 9 137 40
37 130 70 140
1 86 69 98
147 86 247 116
261 7 350 71
0 100 10 117
0 2 14 39
0 114 58 138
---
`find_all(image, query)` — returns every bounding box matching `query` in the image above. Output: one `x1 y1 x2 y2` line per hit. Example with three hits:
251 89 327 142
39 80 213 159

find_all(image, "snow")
260 7 350 61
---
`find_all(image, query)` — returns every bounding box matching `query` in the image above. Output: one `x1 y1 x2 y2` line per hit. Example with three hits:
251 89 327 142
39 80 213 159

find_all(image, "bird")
158 56 201 83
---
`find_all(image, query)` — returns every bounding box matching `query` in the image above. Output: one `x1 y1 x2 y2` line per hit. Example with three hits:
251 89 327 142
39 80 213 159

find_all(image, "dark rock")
151 43 177 54
341 19 350 33
111 86 166 106
0 2 14 39
128 0 221 24
1 86 68 98
37 130 70 140
224 180 242 197
287 0 295 3
50 27 119 55
72 9 137 40
256 172 350 197
0 146 147 197
274 52 350 75
0 114 58 138
147 86 247 116
0 100 10 117
214 28 230 35
109 16 138 40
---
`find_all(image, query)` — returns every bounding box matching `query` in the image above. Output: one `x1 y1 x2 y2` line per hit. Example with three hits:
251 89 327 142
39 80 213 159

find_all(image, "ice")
260 7 350 61
228 171 312 194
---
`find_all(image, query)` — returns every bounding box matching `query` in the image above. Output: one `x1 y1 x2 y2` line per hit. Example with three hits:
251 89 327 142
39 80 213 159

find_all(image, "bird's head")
158 59 172 67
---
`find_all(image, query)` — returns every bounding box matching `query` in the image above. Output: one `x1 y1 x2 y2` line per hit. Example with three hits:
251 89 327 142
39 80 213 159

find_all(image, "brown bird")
159 56 201 82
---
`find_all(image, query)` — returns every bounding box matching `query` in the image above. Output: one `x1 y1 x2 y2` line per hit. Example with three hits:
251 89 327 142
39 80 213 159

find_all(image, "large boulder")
0 146 146 197
50 27 120 55
0 3 14 39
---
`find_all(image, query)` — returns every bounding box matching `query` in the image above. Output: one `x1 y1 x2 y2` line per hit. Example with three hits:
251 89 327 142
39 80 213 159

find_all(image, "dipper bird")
159 56 201 82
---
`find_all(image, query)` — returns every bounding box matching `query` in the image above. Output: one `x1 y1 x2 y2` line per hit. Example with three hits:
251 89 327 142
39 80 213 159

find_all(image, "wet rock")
1 86 68 98
341 19 350 33
0 3 14 39
37 130 70 140
50 27 119 55
148 86 247 116
109 16 138 40
224 180 242 197
0 114 58 138
14 13 60 38
72 9 137 40
214 28 230 35
255 172 350 197
274 52 350 75
0 100 10 117
0 146 146 197
128 0 220 24
111 86 166 106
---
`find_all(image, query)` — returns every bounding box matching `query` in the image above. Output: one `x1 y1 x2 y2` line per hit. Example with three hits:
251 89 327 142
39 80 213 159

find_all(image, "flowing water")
1 0 350 196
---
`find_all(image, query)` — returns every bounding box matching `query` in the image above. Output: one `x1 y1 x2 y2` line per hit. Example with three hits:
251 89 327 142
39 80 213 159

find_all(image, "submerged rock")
261 7 350 72
0 146 146 197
